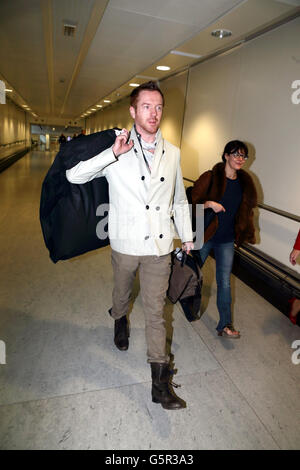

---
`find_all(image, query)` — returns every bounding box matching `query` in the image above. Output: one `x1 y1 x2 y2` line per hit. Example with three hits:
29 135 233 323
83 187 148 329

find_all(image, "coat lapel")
150 129 163 177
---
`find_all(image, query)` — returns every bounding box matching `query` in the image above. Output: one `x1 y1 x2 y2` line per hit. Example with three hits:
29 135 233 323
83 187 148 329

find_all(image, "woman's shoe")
288 298 297 325
218 324 240 338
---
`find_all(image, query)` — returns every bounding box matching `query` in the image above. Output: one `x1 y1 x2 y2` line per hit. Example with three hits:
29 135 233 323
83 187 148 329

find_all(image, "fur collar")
210 162 257 207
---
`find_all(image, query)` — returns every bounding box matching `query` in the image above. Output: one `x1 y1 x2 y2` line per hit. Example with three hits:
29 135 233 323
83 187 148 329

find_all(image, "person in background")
288 229 300 324
58 133 66 145
66 81 193 409
191 140 257 338
78 129 86 138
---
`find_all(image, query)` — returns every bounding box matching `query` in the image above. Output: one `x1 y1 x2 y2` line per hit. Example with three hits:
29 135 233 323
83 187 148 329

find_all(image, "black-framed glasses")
230 151 248 160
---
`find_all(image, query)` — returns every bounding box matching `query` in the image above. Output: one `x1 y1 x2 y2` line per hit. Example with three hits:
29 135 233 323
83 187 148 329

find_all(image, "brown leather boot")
109 309 129 351
114 316 129 351
151 363 186 410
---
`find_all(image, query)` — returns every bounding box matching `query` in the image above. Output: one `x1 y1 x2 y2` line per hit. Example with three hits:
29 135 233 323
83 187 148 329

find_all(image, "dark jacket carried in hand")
40 129 118 263
190 162 257 247
167 249 203 322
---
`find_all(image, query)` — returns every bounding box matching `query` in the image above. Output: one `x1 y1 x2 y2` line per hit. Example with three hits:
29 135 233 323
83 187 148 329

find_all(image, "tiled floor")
0 150 299 450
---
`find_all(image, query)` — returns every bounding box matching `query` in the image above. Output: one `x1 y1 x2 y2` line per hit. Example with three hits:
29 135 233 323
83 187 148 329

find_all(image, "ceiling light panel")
170 50 202 58
108 0 243 28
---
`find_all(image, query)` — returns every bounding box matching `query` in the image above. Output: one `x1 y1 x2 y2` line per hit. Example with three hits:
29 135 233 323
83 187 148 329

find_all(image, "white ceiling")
0 0 299 124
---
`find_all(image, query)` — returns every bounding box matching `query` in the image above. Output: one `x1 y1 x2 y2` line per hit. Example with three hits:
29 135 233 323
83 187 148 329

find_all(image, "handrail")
183 177 194 184
236 244 300 290
183 177 300 223
258 203 300 223
0 140 27 147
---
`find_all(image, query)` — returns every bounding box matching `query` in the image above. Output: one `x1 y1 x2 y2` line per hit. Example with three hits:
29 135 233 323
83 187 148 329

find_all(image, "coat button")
159 234 163 238
156 206 160 211
145 235 149 240
160 177 165 182
146 205 149 210
141 176 145 180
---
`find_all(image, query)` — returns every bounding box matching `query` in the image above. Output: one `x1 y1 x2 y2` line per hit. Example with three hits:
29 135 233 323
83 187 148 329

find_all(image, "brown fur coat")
191 162 257 247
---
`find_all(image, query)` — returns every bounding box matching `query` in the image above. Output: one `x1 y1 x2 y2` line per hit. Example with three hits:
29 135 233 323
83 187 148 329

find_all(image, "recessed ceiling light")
129 83 139 87
211 29 232 39
170 50 202 59
96 105 102 108
104 100 111 103
5 88 13 92
91 108 96 111
156 66 171 71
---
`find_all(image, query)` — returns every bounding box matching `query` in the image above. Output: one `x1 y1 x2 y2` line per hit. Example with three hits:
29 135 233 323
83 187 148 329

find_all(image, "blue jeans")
193 240 235 332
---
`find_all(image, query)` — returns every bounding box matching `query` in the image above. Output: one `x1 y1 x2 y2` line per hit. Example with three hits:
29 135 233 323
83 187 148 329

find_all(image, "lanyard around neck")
135 125 153 174
134 125 164 174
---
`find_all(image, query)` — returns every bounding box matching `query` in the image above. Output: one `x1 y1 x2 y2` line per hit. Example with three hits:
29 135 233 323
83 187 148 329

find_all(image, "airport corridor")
0 150 299 450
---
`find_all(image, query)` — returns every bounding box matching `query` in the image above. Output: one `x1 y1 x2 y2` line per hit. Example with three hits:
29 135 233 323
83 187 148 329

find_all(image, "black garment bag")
40 129 118 263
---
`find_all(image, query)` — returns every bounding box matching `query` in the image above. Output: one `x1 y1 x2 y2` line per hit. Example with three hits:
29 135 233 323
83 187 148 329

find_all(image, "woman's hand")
290 248 300 265
204 201 226 213
112 129 134 157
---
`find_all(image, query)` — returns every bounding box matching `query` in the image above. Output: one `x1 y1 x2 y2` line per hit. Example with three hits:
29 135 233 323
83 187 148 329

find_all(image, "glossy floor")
0 150 299 449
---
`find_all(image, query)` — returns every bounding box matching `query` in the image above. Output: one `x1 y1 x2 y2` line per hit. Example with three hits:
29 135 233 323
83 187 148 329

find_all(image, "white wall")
86 98 132 135
0 99 31 159
159 71 188 148
181 17 300 273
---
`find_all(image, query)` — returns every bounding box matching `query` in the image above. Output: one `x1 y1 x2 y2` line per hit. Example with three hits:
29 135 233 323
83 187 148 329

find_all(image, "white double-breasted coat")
66 127 193 256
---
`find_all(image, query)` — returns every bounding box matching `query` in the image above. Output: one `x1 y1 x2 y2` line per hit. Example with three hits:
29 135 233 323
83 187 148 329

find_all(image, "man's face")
130 90 163 137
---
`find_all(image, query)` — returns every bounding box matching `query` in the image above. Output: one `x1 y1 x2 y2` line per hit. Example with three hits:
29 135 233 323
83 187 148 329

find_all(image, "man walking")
66 81 193 409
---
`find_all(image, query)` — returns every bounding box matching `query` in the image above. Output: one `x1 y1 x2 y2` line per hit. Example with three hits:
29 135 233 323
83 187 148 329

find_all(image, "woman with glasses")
191 140 257 338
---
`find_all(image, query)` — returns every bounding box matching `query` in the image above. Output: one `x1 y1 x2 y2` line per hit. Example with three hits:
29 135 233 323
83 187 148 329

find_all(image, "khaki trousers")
111 249 171 364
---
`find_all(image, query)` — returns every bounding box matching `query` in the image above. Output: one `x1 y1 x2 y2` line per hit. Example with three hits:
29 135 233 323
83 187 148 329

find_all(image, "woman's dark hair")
130 81 164 108
222 140 248 163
